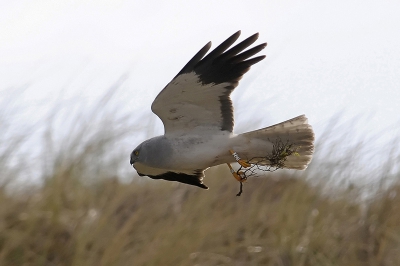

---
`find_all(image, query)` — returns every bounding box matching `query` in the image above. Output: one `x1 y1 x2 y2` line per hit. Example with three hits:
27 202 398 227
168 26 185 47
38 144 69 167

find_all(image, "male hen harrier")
130 31 314 189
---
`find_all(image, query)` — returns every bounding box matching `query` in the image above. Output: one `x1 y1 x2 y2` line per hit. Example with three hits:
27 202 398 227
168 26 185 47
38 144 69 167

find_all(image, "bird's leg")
229 149 251 168
226 163 246 182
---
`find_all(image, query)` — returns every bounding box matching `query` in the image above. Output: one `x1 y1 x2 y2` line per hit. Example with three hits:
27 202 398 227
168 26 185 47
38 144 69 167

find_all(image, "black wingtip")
204 41 212 49
198 183 209 190
176 41 212 77
232 30 242 38
249 32 259 39
147 171 208 189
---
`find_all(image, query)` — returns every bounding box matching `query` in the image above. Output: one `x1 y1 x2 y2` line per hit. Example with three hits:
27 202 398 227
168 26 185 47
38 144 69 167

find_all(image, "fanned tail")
239 115 315 170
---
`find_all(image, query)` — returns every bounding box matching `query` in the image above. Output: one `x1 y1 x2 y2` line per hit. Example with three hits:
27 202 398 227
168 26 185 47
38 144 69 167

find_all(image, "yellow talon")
229 149 251 168
238 159 251 168
226 163 247 182
233 172 247 182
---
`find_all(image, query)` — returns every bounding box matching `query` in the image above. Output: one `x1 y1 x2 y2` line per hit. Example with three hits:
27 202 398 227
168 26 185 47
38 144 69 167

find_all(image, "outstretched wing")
151 31 267 136
146 170 208 189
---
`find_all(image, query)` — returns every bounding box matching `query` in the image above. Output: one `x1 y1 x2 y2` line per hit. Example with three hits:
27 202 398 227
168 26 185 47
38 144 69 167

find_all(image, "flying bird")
130 31 314 189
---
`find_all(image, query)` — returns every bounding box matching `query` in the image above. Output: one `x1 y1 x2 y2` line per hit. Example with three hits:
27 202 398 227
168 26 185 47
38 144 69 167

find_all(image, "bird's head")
130 142 149 177
130 136 171 176
130 143 143 166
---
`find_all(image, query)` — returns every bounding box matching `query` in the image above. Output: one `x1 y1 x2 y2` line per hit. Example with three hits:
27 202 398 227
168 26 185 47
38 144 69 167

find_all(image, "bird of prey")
130 31 314 189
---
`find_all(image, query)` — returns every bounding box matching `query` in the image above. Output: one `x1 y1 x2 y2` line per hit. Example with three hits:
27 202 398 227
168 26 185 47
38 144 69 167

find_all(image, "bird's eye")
134 150 139 156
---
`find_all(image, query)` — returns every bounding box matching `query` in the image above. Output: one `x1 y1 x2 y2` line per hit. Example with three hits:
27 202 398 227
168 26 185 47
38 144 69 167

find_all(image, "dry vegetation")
1 102 400 266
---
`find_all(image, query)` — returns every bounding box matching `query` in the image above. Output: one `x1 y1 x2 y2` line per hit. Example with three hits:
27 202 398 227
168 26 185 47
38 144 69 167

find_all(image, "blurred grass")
1 100 400 265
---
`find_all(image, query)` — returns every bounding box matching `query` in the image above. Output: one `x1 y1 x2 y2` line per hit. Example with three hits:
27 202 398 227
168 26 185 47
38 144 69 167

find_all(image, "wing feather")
175 42 212 77
147 170 208 189
151 31 267 135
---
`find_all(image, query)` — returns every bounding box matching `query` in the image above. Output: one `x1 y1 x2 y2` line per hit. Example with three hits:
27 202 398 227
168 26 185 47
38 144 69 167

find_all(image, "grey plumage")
130 31 315 189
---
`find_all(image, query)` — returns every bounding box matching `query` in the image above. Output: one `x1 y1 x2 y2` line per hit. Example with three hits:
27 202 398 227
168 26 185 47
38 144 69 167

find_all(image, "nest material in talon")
230 138 300 196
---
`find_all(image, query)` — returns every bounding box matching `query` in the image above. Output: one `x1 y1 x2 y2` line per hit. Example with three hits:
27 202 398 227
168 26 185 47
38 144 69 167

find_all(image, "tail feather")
239 115 314 170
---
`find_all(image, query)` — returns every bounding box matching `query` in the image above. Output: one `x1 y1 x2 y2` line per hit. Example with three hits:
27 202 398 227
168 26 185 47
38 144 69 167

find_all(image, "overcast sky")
1 0 400 162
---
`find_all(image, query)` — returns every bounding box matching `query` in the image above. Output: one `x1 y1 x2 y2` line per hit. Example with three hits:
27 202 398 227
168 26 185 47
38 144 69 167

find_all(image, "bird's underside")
130 31 315 191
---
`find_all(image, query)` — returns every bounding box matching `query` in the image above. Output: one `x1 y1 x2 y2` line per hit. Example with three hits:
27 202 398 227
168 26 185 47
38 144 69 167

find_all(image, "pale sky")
1 0 400 179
